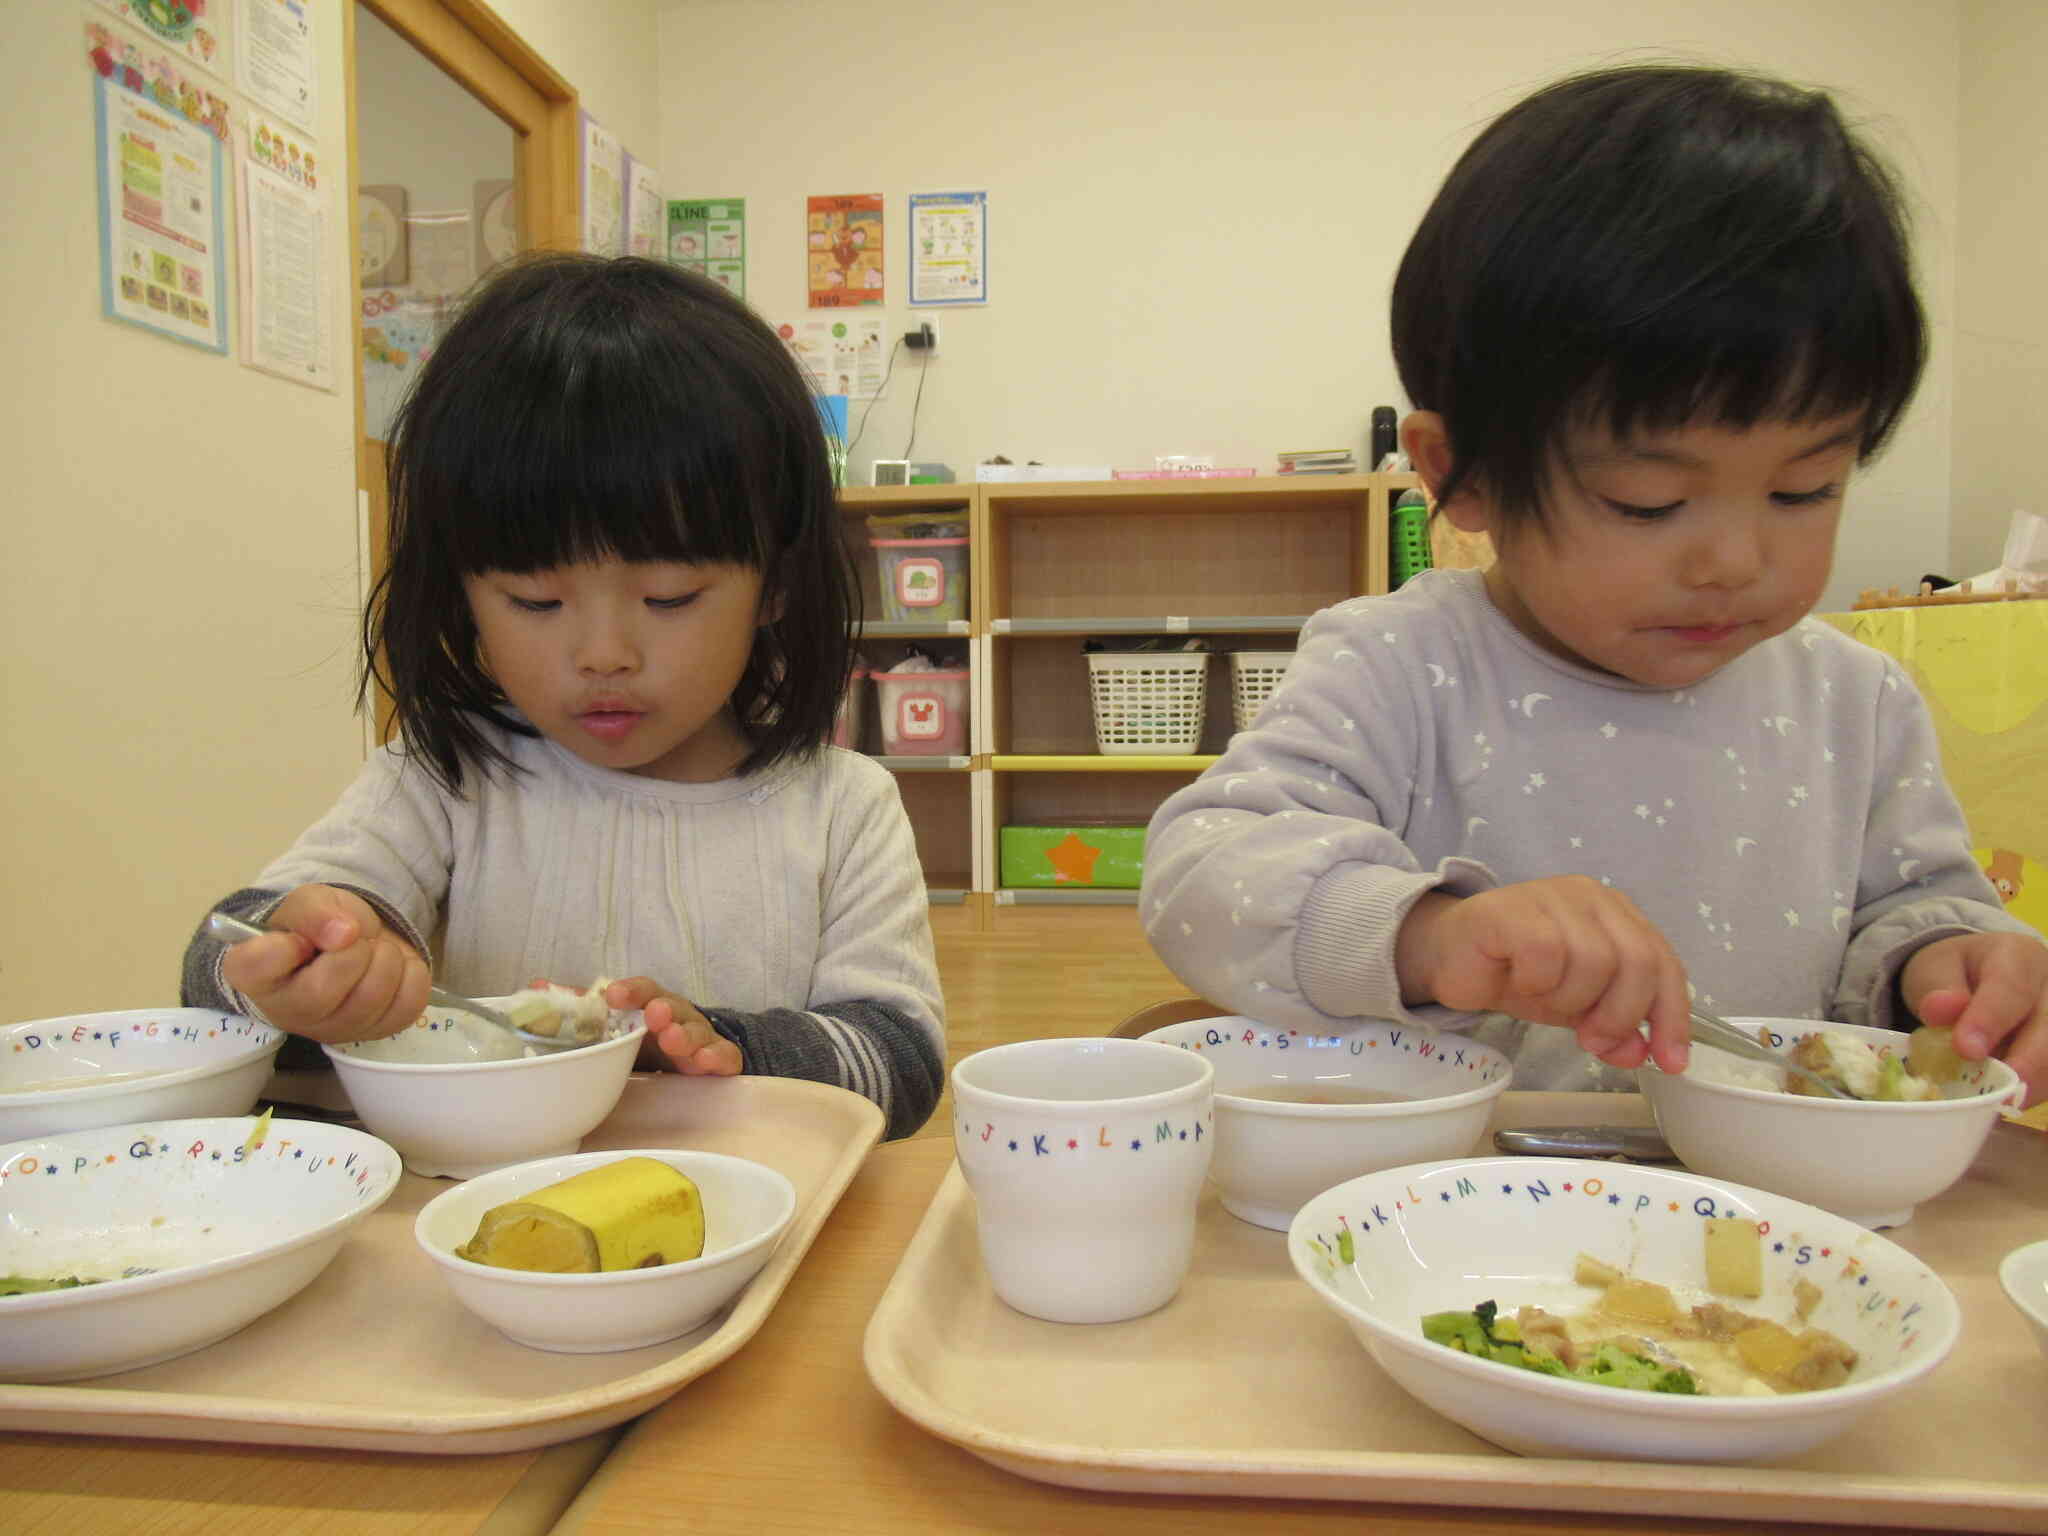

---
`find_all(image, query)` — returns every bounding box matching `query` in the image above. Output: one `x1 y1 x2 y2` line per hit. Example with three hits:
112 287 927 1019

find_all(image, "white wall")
658 0 1965 612
1954 0 2048 581
0 1 661 1024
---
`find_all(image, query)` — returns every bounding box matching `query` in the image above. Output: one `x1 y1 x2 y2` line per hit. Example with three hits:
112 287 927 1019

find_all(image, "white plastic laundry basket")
1087 651 1210 754
1228 650 1294 731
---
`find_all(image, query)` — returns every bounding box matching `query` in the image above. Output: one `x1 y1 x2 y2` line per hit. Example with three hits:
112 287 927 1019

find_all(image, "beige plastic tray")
0 1074 882 1454
865 1093 2048 1531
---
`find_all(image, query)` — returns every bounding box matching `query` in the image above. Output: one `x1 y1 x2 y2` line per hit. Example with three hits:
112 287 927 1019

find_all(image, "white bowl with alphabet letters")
0 1114 400 1382
0 1008 283 1141
1141 1016 1511 1229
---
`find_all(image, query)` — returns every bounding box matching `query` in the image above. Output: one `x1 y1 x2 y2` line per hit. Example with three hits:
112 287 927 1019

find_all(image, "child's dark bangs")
426 363 774 579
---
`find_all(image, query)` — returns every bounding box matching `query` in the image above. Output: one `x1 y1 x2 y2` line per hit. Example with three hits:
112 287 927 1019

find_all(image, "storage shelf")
991 616 1309 635
995 888 1141 905
859 619 971 638
869 755 973 772
992 755 1218 773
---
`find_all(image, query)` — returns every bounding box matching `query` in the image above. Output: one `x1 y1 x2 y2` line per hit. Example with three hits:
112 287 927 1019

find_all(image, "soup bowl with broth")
1140 1016 1511 1229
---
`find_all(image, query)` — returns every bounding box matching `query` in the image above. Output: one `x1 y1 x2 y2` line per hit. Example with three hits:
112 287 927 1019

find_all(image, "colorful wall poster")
88 0 228 81
624 155 664 259
360 287 448 442
235 0 317 133
94 73 228 353
807 193 883 308
667 197 745 296
580 113 624 256
909 190 987 306
86 18 232 141
237 115 332 389
778 315 887 399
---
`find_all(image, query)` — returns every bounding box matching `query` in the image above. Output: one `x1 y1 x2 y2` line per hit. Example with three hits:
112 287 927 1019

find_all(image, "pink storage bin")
870 537 969 622
872 668 971 755
832 665 869 750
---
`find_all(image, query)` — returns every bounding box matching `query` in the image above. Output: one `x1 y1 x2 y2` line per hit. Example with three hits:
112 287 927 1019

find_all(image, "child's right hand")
217 885 430 1043
1394 878 1692 1073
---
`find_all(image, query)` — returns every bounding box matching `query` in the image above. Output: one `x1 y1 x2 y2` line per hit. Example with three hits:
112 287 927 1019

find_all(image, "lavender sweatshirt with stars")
1142 568 2032 1092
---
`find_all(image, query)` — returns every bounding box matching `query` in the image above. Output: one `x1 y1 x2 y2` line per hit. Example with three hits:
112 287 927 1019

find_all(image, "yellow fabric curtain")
1820 601 2048 935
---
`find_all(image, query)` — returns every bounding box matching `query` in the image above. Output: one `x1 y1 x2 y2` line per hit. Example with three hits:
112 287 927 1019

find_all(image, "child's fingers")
2003 1013 2047 1110
649 1014 741 1076
220 928 317 995
1945 961 2039 1060
603 975 664 1011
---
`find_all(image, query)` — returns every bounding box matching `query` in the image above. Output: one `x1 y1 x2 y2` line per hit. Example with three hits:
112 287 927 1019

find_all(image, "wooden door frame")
345 0 581 735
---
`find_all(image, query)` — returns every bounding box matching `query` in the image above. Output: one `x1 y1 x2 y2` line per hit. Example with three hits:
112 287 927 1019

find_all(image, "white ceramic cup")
950 1037 1215 1324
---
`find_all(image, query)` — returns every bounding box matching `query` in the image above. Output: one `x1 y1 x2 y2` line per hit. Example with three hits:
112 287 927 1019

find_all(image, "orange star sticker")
1044 831 1103 884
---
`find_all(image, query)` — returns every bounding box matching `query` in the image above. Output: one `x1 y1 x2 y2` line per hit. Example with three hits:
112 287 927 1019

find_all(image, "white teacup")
950 1037 1215 1324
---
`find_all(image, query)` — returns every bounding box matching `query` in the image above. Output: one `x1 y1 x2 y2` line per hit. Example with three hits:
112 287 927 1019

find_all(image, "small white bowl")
0 1114 401 1382
0 1009 283 1140
1636 1018 2022 1228
1140 1015 1511 1229
1999 1239 2048 1362
413 1148 797 1353
324 1007 645 1179
1291 1156 1959 1463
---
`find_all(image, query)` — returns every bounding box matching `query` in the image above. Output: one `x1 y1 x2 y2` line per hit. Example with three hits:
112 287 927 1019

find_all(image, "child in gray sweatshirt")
1143 64 2046 1099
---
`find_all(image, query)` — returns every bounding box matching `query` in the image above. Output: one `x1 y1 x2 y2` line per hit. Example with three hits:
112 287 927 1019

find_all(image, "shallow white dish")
414 1147 798 1353
1636 1017 2021 1228
1998 1239 2048 1362
0 1114 400 1382
1289 1155 1958 1464
0 1009 283 1141
1141 1015 1510 1229
325 1005 645 1179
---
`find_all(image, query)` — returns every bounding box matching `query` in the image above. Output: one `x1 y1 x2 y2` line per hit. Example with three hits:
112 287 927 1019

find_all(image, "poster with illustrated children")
237 115 332 388
908 190 987 306
777 315 887 400
667 197 745 296
235 0 317 134
624 155 664 259
92 72 227 353
88 0 229 82
807 193 884 308
580 113 624 256
1820 601 2048 938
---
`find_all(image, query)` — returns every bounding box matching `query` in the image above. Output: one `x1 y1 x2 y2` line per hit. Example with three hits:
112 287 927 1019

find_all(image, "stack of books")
1275 448 1356 475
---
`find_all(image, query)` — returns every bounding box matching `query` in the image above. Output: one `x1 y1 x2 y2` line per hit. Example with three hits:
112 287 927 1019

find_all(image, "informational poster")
909 190 987 306
580 113 624 256
667 197 745 296
360 288 447 442
473 178 518 276
807 193 883 308
236 0 318 133
86 18 231 141
94 73 227 353
88 0 228 81
624 155 664 259
406 211 475 298
237 118 332 389
778 315 887 399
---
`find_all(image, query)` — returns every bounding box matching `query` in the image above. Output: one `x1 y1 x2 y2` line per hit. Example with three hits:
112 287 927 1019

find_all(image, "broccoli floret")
1421 1307 1493 1354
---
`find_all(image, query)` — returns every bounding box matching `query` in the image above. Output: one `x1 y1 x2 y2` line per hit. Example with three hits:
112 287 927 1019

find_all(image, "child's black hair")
363 252 857 790
1391 63 1926 529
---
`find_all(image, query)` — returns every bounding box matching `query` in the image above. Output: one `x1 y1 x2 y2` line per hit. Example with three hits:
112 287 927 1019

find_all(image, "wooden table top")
554 1125 1981 1536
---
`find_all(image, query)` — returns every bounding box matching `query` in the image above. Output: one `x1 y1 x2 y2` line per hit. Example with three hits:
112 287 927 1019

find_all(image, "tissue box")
1000 825 1146 888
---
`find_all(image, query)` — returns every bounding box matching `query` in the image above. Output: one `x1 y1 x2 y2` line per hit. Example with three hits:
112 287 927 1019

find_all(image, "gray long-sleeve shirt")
1142 569 2032 1090
182 724 945 1138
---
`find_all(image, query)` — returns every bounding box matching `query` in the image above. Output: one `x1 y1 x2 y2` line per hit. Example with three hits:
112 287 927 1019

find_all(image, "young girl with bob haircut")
185 253 945 1138
1144 64 2047 1101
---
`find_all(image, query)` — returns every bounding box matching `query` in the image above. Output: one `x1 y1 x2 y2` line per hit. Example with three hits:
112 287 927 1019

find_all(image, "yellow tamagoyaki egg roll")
456 1156 705 1272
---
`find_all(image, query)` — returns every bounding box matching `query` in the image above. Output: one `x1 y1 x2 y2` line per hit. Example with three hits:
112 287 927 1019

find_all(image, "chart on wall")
667 198 745 296
807 194 883 307
909 191 987 306
580 113 624 256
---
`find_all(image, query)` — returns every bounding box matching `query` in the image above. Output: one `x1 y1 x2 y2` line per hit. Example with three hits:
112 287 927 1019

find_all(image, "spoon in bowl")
1676 1008 1851 1098
204 910 588 1051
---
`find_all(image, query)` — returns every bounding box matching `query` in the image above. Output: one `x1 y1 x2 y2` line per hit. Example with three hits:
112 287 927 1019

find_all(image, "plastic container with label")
831 665 869 750
871 537 969 622
872 667 971 755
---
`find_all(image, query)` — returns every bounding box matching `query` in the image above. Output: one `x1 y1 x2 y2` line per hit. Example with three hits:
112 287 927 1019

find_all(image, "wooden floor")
916 905 1195 1139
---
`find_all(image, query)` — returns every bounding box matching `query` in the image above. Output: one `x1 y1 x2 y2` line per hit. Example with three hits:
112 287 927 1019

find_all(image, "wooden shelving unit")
837 473 1418 926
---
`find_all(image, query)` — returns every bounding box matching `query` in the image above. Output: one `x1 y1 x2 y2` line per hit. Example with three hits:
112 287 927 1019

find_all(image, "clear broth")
1231 1083 1412 1106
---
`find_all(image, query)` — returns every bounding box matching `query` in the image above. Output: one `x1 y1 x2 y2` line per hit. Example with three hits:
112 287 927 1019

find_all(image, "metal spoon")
1681 1008 1850 1098
204 910 586 1051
